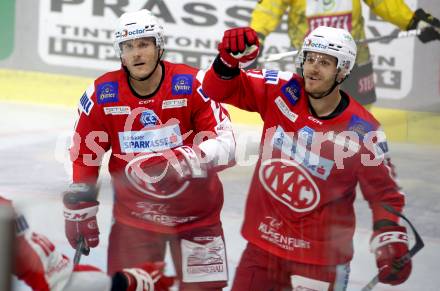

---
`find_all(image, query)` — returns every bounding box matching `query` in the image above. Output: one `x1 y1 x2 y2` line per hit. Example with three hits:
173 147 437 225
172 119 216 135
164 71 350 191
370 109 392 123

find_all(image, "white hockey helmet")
299 26 357 76
113 9 164 56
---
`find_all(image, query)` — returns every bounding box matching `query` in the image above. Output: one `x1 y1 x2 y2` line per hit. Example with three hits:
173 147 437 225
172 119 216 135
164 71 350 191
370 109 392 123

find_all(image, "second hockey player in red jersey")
63 9 235 291
202 26 412 290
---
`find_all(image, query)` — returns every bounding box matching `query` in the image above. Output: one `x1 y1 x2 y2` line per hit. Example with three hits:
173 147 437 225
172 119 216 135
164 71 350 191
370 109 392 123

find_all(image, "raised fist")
218 27 260 69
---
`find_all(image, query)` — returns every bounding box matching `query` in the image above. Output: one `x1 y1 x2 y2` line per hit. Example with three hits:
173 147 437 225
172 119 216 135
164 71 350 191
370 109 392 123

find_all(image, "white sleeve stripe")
196 69 206 83
279 71 294 81
25 232 73 291
209 100 222 125
199 116 236 168
246 72 264 79
85 83 95 97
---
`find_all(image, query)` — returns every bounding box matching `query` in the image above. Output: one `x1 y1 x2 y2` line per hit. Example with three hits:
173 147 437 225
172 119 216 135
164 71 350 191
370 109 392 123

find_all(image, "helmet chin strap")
124 49 164 82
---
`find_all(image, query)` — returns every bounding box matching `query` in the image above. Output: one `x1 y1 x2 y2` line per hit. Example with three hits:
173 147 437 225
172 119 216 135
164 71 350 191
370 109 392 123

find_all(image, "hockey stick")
361 204 424 291
262 50 299 62
73 235 90 265
65 183 100 265
356 28 421 44
262 29 421 62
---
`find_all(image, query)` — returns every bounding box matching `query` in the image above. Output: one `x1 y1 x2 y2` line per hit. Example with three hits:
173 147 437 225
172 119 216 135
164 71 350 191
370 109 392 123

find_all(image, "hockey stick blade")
361 204 424 291
262 29 421 62
73 235 90 265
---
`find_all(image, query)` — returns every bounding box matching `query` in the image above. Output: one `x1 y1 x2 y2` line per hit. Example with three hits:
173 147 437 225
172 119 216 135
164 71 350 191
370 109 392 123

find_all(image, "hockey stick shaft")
361 204 424 291
66 182 100 265
356 29 421 44
73 235 90 265
262 29 421 62
262 50 299 62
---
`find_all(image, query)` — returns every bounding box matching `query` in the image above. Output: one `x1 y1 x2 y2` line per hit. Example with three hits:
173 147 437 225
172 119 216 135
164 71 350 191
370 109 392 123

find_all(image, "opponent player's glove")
63 183 100 250
112 262 175 291
218 27 260 69
370 225 412 285
408 8 440 43
142 146 207 194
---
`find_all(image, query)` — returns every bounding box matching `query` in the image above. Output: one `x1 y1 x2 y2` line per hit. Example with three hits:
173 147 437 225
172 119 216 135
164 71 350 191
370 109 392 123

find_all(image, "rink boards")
1 68 439 145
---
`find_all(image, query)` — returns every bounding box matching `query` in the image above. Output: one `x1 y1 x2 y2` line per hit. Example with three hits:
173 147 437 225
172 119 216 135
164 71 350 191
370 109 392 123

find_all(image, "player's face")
303 52 339 99
121 37 161 79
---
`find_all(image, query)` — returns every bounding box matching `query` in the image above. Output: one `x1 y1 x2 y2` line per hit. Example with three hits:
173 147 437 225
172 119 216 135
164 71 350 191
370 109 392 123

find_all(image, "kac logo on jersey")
97 82 119 104
259 159 320 213
281 79 301 105
172 74 193 95
125 153 189 199
140 110 159 127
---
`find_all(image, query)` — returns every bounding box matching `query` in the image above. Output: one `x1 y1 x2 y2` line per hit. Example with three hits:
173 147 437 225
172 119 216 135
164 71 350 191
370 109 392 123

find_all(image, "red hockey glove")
370 225 412 285
141 146 207 194
63 183 100 250
218 27 260 69
112 262 175 291
408 9 440 43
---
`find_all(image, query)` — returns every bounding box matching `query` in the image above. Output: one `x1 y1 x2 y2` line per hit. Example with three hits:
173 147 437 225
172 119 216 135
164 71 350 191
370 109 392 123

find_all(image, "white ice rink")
1 102 439 291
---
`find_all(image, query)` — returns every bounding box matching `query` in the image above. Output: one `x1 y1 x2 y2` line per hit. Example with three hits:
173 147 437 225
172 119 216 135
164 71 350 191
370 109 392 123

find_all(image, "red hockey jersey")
0 196 75 291
0 196 114 291
202 68 405 265
71 61 235 233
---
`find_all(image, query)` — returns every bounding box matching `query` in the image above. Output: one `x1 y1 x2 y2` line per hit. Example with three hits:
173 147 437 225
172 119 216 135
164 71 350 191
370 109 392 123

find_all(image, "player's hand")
409 8 440 43
218 27 260 69
115 262 175 291
63 183 100 250
370 225 412 285
143 153 187 194
142 146 207 194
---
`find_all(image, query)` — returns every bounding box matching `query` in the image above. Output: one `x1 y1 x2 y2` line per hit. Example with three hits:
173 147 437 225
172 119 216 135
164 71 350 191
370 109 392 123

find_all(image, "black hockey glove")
408 8 440 43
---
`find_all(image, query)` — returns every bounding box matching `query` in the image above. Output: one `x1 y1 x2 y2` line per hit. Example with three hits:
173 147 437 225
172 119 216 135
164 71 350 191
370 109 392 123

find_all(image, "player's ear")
336 70 347 83
121 55 127 66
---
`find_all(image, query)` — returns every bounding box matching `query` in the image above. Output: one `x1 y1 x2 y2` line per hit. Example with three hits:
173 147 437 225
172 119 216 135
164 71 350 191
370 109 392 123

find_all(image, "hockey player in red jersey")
63 9 235 291
0 195 174 291
202 26 412 290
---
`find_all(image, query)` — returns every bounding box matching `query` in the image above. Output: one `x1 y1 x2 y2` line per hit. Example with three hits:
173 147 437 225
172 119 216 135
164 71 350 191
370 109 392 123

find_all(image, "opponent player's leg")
107 221 166 275
170 223 228 291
